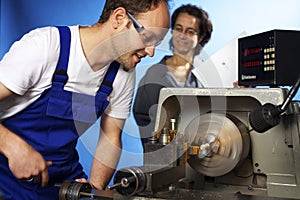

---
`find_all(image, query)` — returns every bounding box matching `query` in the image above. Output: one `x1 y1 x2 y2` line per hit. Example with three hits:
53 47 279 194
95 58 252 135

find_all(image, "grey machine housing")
151 87 300 199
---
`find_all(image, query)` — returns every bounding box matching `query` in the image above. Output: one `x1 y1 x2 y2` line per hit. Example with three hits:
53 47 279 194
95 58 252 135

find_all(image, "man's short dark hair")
98 0 171 23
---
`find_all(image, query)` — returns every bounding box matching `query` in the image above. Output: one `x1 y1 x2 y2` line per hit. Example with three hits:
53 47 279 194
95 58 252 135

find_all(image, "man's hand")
0 125 52 187
75 178 88 183
233 81 247 88
8 141 52 187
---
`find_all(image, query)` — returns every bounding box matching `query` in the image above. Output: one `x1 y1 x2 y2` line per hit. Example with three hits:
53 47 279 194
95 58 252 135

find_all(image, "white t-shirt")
0 25 135 120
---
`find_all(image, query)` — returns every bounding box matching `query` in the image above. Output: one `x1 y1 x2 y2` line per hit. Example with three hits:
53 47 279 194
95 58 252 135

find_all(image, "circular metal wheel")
114 167 146 196
58 180 93 200
186 113 249 177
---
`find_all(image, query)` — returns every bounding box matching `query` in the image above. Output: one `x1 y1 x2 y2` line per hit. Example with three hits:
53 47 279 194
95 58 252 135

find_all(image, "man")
0 0 170 199
133 4 212 147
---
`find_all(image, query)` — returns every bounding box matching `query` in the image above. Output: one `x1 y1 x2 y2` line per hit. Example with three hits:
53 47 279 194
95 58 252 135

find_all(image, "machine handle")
280 76 300 112
249 75 300 133
106 176 136 191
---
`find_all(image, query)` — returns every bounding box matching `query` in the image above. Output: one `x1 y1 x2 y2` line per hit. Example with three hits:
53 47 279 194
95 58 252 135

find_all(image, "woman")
133 4 213 146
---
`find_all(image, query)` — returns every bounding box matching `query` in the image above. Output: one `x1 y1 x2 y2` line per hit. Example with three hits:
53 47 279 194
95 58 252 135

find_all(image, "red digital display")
243 60 261 68
243 47 262 56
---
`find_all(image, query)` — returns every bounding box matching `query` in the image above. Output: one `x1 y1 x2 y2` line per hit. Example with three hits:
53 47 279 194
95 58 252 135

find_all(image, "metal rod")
106 182 122 191
280 76 300 112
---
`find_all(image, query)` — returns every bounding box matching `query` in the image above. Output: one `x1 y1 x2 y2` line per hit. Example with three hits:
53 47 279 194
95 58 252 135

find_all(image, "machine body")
58 28 300 199
58 88 300 200
153 87 300 199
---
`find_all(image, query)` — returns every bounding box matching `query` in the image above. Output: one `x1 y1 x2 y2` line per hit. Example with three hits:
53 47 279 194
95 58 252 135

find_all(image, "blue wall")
0 0 104 57
1 0 300 185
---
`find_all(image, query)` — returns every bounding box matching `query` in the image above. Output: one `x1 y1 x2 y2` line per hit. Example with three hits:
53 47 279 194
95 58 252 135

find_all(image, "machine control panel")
238 29 300 86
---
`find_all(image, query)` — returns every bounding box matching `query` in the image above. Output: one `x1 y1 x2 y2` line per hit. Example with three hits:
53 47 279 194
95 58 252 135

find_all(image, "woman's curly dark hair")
169 4 213 55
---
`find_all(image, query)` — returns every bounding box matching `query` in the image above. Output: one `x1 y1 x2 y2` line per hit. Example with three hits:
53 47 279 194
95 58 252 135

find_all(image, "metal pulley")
186 113 250 177
58 180 93 200
111 167 146 196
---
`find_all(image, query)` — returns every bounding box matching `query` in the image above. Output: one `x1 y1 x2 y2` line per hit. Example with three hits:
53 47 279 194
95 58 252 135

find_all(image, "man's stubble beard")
111 37 134 72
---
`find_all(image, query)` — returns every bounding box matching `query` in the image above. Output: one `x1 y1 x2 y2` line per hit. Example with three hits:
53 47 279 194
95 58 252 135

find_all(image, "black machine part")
110 167 146 196
249 76 300 133
58 180 93 200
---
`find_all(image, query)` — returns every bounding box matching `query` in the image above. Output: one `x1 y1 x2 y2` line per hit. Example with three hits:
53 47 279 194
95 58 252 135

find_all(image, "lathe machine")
58 86 300 200
58 29 300 199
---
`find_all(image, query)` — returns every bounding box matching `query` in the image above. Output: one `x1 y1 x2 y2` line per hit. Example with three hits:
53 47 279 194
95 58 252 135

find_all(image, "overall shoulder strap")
52 26 71 84
98 61 120 94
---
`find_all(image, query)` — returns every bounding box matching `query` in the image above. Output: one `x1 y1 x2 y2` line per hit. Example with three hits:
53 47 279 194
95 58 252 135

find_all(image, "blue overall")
0 26 120 199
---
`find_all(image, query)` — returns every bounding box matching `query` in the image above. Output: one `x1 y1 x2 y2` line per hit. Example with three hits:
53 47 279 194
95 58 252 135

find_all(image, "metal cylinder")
113 167 146 196
58 180 93 200
159 127 170 145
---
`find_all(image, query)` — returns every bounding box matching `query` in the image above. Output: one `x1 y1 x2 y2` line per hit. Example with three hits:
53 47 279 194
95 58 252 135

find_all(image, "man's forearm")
89 136 122 190
89 157 119 190
0 124 19 156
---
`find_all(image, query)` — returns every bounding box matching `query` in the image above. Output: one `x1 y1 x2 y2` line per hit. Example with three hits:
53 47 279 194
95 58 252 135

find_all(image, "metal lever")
106 176 136 190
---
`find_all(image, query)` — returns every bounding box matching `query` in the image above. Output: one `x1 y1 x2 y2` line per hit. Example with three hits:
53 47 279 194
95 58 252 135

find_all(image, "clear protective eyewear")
127 12 162 47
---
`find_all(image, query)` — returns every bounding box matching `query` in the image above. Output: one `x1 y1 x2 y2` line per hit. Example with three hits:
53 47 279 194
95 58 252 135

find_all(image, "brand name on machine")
241 75 256 80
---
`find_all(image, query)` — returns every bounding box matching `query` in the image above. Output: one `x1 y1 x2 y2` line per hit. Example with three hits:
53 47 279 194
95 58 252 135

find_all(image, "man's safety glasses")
127 12 162 47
